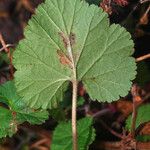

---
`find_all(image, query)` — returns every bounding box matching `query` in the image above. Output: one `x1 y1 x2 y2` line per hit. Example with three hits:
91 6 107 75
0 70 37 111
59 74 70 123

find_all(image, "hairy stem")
65 33 78 150
72 79 78 150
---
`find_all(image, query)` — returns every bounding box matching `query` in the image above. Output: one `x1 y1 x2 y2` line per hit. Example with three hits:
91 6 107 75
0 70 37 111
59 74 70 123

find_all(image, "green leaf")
13 0 136 109
49 97 84 122
0 52 9 66
16 110 49 125
51 117 95 150
0 81 19 106
0 107 16 138
77 97 85 106
126 104 150 131
0 81 49 138
136 135 150 142
49 108 66 122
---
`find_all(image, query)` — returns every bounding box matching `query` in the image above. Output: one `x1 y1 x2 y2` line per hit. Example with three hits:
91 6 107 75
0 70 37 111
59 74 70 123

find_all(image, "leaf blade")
126 104 150 131
51 117 95 150
0 81 49 138
13 0 136 109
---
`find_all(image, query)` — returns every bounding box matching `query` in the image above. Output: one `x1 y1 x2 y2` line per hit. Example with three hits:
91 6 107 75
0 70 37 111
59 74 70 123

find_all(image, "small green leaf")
0 107 16 138
16 110 49 125
51 117 95 150
49 97 84 122
0 52 9 65
126 104 150 131
0 81 19 106
0 81 49 138
77 97 85 106
136 135 150 142
49 108 66 122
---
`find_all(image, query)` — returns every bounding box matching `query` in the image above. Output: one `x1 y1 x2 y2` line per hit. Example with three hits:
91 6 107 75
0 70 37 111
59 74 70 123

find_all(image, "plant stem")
136 53 150 62
131 85 138 138
92 108 111 118
99 119 123 139
140 0 150 4
65 33 78 150
72 79 78 150
131 98 137 138
0 44 14 52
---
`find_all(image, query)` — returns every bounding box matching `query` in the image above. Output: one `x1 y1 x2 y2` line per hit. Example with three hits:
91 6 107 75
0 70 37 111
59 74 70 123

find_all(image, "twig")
136 53 150 62
0 33 14 79
92 108 111 118
121 2 140 26
121 1 149 27
139 4 150 25
108 0 112 7
144 4 150 13
143 93 150 100
140 0 150 4
99 119 123 139
131 85 138 138
96 141 150 150
16 0 35 14
0 34 9 52
0 44 15 52
30 139 49 149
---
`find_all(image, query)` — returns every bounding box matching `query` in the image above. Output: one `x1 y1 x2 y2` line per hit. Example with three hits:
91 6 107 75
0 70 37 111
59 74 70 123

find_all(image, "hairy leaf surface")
51 117 95 150
14 0 136 109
